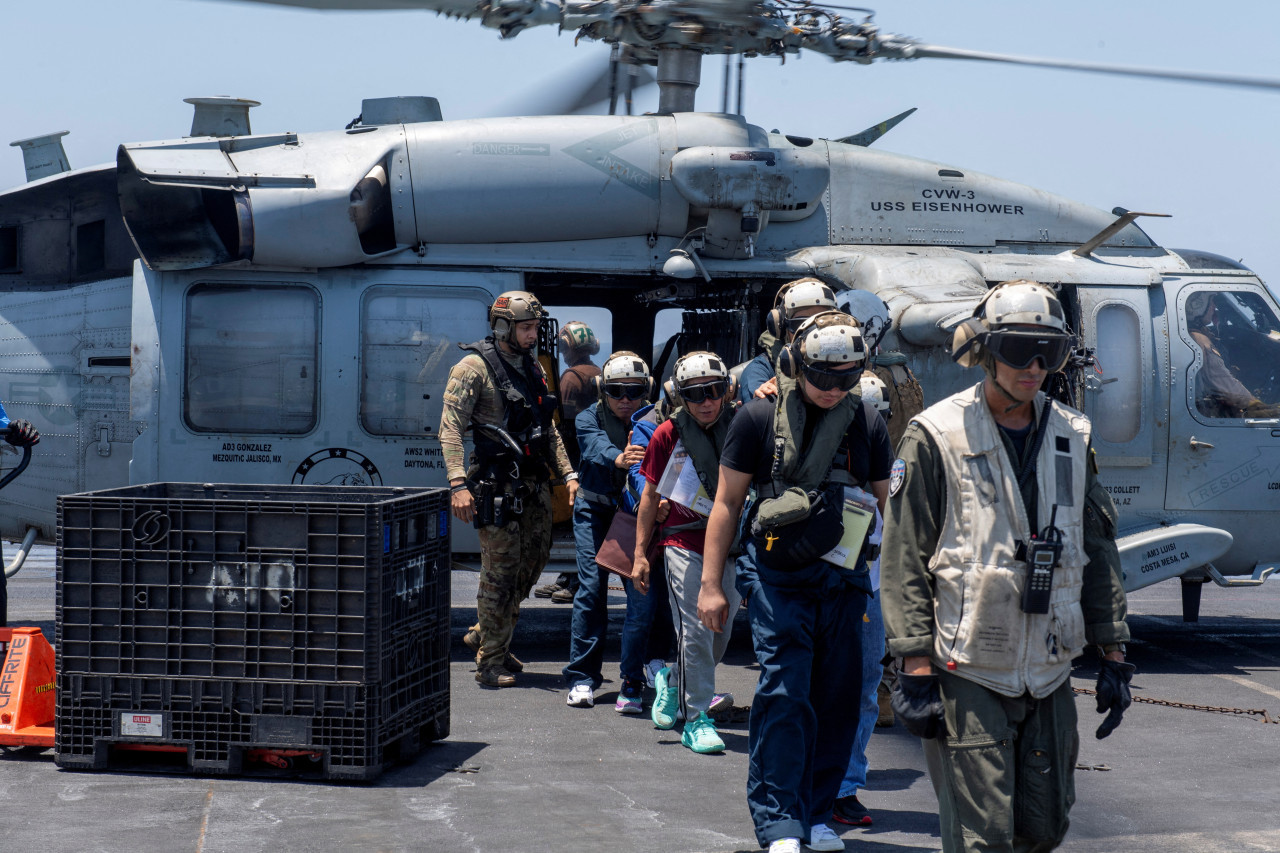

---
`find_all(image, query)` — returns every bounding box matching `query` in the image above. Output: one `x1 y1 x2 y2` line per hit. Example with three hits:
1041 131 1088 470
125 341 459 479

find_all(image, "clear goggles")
985 329 1074 372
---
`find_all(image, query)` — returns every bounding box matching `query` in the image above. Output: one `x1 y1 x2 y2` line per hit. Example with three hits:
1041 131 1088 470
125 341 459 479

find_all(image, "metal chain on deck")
1073 686 1280 725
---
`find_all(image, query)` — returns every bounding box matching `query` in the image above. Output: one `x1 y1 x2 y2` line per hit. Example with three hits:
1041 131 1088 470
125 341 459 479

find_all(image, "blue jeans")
839 589 884 798
737 543 867 847
562 500 663 688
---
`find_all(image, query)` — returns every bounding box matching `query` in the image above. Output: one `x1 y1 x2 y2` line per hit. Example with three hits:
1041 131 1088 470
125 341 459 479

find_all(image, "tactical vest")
912 383 1090 699
869 353 925 449
760 375 863 499
458 337 558 479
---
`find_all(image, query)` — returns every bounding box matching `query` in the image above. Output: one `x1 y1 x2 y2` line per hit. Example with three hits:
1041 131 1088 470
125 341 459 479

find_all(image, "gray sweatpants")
664 545 741 719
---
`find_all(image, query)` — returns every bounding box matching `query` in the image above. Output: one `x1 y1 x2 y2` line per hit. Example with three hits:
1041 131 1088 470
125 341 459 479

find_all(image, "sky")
2 0 1277 290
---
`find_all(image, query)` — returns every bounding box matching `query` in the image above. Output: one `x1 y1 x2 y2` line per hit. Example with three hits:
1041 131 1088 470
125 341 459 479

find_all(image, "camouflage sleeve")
438 360 484 481
881 422 945 659
1080 443 1131 645
549 411 575 480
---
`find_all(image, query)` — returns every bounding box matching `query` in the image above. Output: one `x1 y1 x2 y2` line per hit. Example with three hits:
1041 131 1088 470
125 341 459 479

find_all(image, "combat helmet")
489 291 547 347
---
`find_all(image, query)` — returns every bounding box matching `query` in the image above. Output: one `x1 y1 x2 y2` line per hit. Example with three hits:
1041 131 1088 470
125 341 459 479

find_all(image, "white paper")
656 440 714 517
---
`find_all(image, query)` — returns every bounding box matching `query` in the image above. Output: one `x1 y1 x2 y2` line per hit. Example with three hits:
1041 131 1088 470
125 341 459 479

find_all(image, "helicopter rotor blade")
490 48 656 116
903 43 1280 92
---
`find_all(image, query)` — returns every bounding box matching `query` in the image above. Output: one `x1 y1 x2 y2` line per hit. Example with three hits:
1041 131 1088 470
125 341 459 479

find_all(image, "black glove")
891 671 946 739
1094 658 1136 739
4 420 39 448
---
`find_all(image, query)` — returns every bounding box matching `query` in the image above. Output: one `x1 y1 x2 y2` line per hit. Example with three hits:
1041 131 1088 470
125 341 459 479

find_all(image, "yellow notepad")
820 488 876 569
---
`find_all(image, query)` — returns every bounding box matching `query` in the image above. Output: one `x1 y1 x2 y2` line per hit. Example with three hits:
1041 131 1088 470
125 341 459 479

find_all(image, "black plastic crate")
54 669 449 780
56 483 450 684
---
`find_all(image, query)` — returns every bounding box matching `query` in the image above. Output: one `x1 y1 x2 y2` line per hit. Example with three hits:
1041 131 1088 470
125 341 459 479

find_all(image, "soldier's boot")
476 664 517 688
464 628 525 672
534 572 571 599
876 681 895 728
550 573 580 604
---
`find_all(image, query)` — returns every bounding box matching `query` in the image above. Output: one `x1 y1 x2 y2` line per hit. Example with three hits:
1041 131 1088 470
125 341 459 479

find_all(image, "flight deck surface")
4 545 1279 852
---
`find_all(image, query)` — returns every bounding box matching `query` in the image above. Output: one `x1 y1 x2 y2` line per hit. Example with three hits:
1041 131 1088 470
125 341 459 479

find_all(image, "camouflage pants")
475 481 553 669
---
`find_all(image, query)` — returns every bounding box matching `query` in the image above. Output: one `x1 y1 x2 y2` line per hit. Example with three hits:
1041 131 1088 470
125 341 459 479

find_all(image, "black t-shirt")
720 396 894 488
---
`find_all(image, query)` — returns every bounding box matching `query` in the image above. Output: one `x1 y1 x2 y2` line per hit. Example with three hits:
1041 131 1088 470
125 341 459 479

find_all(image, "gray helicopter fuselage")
1 109 1276 597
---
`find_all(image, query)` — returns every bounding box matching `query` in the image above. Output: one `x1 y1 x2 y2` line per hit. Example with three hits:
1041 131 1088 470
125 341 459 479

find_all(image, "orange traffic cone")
0 627 56 748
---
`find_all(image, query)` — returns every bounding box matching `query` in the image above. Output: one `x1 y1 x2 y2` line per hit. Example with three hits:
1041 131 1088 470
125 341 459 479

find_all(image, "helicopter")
1 0 1279 624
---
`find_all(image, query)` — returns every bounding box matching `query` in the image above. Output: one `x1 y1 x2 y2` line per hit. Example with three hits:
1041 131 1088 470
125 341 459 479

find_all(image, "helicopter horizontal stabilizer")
1115 523 1234 594
836 108 917 148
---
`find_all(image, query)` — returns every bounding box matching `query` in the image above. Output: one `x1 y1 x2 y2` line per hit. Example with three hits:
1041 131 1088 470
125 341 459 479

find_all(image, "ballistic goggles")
984 329 1074 372
801 362 863 393
603 382 646 401
679 380 728 404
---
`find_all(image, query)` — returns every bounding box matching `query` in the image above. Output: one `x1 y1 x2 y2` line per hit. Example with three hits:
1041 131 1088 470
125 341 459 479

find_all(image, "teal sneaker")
651 666 678 730
680 712 725 755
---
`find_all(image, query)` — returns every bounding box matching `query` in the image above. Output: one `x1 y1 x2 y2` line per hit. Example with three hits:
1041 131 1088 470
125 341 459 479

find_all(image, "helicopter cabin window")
1093 304 1142 444
1184 289 1280 420
360 287 492 436
185 284 319 434
0 226 18 273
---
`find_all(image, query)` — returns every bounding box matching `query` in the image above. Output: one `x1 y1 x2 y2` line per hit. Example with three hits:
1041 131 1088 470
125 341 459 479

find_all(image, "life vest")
597 401 631 496
760 374 862 499
662 405 734 532
912 383 1090 699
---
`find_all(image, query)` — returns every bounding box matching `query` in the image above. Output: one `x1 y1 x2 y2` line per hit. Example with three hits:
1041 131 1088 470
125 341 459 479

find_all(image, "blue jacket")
574 401 629 508
738 353 775 404
621 403 664 514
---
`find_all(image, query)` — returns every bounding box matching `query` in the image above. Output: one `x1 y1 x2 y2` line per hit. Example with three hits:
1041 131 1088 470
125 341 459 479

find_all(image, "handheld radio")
1021 504 1063 614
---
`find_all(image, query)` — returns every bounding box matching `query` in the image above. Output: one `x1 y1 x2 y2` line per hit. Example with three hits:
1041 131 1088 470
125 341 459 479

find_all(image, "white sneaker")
643 658 666 689
768 839 801 853
805 823 844 852
566 684 595 708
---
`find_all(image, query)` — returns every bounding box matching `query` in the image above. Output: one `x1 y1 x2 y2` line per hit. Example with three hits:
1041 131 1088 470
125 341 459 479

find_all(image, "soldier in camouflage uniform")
439 291 578 688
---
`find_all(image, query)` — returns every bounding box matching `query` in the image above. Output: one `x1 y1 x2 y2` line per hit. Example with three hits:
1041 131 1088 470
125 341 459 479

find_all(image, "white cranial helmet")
859 373 890 413
793 311 866 367
981 280 1067 332
600 351 651 383
673 351 729 389
782 279 838 322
